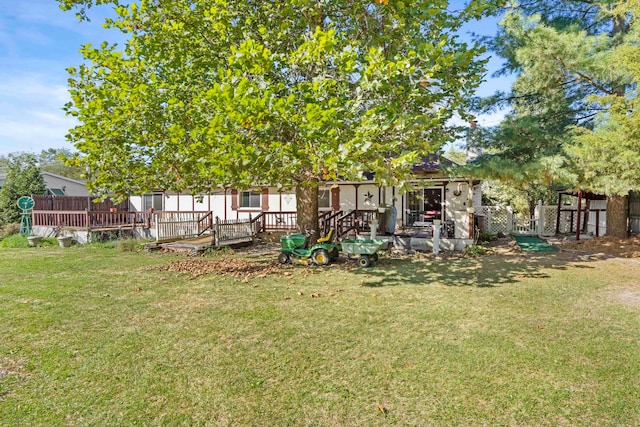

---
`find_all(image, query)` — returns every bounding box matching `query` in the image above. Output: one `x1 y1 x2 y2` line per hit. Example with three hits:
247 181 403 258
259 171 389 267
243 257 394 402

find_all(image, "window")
143 193 163 211
318 189 330 209
46 188 66 196
239 190 261 208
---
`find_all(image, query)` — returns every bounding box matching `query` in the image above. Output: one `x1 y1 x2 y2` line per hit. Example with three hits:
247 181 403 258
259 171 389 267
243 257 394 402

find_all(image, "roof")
412 153 455 172
40 171 87 186
0 171 86 185
558 190 607 201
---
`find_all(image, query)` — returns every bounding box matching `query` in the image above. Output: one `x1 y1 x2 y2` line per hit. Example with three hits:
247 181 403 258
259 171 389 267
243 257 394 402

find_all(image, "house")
128 153 482 248
40 172 89 197
0 170 89 197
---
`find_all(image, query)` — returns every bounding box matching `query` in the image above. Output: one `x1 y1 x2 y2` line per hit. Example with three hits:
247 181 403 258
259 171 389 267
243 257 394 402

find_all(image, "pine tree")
473 0 634 237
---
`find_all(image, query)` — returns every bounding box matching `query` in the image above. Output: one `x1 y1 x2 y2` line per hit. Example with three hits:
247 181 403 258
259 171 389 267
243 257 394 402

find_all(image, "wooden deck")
150 234 254 254
32 208 385 244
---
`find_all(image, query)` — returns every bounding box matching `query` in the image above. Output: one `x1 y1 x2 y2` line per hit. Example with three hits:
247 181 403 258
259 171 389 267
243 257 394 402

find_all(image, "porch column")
261 187 270 212
468 179 474 239
331 187 340 211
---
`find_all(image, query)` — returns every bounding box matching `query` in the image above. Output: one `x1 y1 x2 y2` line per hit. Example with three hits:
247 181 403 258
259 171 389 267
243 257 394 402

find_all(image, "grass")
1 245 639 426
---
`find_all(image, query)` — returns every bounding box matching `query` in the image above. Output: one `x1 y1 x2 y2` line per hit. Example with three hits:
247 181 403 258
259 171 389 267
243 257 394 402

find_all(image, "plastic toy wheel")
372 253 379 262
278 253 291 264
312 249 330 266
358 255 371 268
330 247 339 261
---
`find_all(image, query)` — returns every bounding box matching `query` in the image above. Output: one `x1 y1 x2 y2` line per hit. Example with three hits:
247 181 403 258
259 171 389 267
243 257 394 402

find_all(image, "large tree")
470 0 635 237
0 154 46 225
59 0 495 238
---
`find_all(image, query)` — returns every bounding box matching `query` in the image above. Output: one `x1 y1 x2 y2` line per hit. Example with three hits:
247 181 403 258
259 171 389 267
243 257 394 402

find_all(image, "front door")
422 188 442 221
406 187 443 225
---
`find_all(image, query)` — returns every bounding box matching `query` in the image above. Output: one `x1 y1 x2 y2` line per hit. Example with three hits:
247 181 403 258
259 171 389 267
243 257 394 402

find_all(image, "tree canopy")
59 0 497 232
0 148 84 179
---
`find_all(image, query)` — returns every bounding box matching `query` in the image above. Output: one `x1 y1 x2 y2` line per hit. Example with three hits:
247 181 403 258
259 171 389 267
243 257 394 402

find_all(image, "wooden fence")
32 195 129 211
32 210 152 230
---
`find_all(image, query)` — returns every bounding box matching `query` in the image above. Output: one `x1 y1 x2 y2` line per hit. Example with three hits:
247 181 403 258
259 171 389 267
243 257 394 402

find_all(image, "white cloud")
0 73 75 155
0 115 75 154
0 75 69 103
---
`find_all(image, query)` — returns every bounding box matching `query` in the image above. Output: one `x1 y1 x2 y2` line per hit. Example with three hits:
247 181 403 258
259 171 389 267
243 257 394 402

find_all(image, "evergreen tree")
471 0 634 237
0 154 46 225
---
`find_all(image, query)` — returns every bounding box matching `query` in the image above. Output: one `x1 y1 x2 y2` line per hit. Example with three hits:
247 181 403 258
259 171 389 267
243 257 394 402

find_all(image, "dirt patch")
484 236 523 256
0 356 29 398
557 235 640 259
616 290 640 308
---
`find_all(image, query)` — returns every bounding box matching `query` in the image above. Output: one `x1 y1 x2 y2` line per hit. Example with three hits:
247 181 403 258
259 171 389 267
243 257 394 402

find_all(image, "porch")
30 208 388 245
31 200 482 252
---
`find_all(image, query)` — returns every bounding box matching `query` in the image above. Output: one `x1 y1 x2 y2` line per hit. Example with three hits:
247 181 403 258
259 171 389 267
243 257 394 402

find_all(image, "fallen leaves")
152 258 286 280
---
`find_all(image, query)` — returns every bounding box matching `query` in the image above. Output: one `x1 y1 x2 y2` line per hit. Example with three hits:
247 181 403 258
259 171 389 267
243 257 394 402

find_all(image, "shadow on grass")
351 251 605 288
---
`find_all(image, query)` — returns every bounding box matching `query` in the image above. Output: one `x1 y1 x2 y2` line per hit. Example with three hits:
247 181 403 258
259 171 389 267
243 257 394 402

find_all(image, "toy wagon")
339 238 388 267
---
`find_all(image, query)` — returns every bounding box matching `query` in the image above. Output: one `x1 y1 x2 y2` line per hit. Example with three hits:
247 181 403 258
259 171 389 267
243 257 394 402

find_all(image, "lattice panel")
541 206 558 235
558 211 577 234
483 206 510 234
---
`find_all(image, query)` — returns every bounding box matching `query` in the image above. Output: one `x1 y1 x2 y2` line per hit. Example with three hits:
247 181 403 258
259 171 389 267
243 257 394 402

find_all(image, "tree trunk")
528 199 536 219
606 194 628 238
296 184 319 244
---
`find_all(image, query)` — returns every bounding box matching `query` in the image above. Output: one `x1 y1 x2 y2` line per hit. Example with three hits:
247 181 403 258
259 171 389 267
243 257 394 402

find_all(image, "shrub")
463 244 488 257
0 233 29 248
477 232 497 244
39 237 58 247
0 223 20 240
115 238 144 252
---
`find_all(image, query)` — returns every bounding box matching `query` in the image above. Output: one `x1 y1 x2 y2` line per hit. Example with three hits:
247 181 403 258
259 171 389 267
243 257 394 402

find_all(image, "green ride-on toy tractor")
278 229 339 266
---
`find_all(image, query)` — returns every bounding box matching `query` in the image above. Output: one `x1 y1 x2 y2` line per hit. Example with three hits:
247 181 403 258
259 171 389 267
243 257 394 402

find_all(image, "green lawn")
1 245 639 426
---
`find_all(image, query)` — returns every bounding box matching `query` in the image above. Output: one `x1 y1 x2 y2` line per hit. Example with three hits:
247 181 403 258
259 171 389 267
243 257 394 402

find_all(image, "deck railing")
32 210 152 230
156 211 212 241
251 212 298 233
33 208 382 239
319 210 343 236
215 217 253 246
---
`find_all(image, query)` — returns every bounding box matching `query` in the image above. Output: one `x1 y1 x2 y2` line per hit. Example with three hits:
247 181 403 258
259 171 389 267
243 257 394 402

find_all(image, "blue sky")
0 0 511 157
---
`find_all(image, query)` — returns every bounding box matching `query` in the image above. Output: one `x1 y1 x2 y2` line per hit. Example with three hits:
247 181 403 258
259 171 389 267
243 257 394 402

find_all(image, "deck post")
214 216 220 247
155 213 159 242
433 219 441 255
